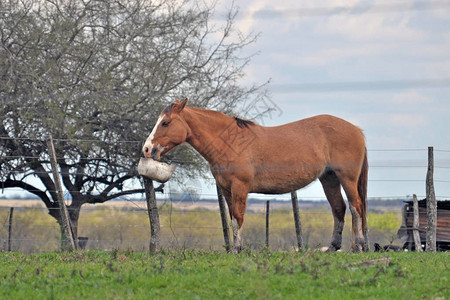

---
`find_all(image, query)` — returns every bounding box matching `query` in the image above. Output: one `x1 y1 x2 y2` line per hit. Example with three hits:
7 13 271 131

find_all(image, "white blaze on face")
143 114 164 156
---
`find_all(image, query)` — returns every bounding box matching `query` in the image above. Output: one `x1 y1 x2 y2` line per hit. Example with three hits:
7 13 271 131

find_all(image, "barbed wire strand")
2 138 450 201
2 136 450 152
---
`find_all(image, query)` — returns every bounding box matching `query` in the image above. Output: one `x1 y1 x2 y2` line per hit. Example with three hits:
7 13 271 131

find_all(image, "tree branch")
86 182 164 204
1 179 54 209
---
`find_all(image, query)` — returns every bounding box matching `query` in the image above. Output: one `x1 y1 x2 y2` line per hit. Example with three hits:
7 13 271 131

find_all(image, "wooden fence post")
143 177 161 253
8 207 14 252
412 194 423 252
426 146 437 252
291 191 303 250
265 200 270 248
47 135 76 251
216 185 231 252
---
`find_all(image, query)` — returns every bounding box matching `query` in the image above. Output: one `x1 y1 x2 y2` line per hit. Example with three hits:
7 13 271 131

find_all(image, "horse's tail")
358 148 369 250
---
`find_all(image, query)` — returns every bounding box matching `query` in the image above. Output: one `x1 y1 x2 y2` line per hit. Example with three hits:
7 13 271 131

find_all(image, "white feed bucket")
138 158 175 183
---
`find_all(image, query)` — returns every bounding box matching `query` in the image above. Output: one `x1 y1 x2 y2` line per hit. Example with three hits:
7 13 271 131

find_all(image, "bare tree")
0 0 267 243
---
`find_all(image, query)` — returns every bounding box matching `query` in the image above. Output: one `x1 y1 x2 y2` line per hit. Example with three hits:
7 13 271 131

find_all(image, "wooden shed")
397 199 450 251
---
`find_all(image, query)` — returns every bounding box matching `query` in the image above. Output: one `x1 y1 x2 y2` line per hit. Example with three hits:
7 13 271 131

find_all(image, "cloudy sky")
7 1 449 202
186 0 450 201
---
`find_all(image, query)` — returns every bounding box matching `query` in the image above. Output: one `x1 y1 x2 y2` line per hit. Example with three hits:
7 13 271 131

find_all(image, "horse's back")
246 115 365 193
308 114 366 161
257 114 364 153
272 114 362 135
287 114 366 165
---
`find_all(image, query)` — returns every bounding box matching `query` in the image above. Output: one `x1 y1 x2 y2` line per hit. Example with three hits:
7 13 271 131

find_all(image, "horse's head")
142 99 189 160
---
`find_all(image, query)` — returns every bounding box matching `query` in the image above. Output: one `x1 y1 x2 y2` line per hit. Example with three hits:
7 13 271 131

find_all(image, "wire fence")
1 135 450 198
0 201 406 254
1 138 449 253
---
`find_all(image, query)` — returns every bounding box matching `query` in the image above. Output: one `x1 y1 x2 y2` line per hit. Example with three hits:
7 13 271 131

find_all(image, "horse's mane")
234 117 255 128
164 102 255 129
162 103 175 114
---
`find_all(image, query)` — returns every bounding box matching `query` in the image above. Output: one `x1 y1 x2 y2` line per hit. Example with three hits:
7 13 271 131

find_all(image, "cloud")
289 44 389 66
421 60 450 78
315 9 424 42
430 5 450 20
354 111 428 133
235 1 268 34
391 91 432 104
234 0 362 34
408 38 450 59
223 0 450 199
390 113 428 127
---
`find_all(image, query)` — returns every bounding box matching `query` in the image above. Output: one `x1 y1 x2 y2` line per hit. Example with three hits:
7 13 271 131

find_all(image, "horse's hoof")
326 246 339 253
230 246 241 254
351 245 364 253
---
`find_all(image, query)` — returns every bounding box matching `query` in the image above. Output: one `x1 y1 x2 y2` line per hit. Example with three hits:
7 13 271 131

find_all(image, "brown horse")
143 99 368 252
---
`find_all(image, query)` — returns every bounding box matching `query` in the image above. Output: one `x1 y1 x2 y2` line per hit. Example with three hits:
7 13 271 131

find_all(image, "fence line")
0 203 407 253
5 164 450 171
5 168 450 179
0 136 142 143
2 136 450 152
2 192 450 200
1 137 448 252
1 188 444 253
0 204 438 213
2 195 450 205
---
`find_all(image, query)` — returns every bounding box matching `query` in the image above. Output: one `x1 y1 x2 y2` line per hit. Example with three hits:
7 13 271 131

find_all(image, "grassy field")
0 203 403 253
0 250 448 299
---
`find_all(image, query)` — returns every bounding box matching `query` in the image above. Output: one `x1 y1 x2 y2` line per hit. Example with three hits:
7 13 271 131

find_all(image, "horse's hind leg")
320 170 346 252
337 175 365 252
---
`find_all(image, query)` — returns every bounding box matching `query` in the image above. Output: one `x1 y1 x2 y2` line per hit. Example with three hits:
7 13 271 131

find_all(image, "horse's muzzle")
150 148 160 160
142 146 157 160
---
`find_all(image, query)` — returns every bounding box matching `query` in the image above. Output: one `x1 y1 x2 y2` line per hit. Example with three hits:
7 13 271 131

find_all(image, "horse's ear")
180 98 188 109
173 98 188 113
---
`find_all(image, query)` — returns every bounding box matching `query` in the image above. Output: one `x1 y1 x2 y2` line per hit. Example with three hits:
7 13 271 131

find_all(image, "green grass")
0 250 448 299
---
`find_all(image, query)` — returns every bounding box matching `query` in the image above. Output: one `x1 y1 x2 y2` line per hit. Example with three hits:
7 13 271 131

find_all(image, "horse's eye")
161 121 170 127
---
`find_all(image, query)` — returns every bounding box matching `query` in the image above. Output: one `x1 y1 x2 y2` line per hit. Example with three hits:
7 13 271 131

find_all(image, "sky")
4 0 450 203
169 0 450 201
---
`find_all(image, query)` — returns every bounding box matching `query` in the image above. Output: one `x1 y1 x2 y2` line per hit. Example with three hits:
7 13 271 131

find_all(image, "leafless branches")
0 0 268 231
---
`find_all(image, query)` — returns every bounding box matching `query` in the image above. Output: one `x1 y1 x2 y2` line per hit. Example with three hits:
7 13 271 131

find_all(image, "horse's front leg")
228 181 249 254
220 187 235 252
230 217 243 254
230 199 247 253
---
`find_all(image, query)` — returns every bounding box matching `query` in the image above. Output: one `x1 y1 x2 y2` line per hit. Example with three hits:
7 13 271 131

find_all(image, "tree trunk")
53 209 79 251
47 198 83 250
68 206 81 244
68 197 85 249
